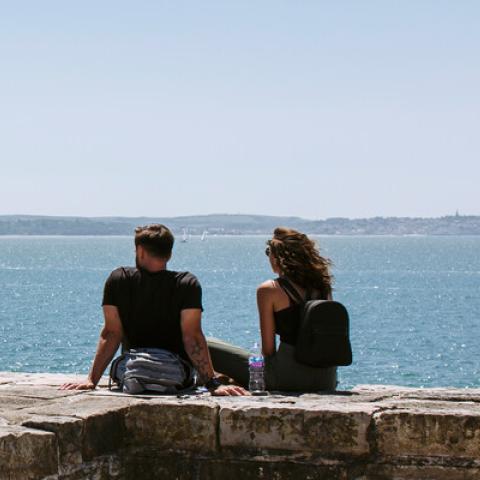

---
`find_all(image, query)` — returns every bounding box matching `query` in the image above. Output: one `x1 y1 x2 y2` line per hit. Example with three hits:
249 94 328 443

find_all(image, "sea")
0 235 479 390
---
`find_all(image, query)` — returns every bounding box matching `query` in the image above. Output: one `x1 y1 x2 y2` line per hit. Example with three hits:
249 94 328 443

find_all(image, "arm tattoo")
184 336 212 384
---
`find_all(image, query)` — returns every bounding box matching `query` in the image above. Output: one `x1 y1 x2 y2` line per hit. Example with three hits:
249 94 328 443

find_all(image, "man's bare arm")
61 306 123 390
180 309 215 384
181 309 248 396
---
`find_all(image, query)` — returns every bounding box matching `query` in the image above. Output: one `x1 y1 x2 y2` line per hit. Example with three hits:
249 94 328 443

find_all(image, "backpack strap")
277 277 305 304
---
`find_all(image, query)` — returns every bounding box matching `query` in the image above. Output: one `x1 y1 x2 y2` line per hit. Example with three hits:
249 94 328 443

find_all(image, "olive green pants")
206 337 337 392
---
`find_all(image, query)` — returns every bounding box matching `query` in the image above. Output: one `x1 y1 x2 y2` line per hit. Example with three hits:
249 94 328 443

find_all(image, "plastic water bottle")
248 342 267 395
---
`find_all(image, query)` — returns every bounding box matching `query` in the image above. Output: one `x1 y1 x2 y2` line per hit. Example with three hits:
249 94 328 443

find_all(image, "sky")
1 1 479 219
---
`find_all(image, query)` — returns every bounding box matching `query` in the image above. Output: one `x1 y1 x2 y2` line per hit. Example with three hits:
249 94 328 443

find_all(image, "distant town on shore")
1 213 479 236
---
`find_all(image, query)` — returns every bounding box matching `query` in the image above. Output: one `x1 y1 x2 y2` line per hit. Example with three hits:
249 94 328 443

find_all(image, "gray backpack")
109 348 194 394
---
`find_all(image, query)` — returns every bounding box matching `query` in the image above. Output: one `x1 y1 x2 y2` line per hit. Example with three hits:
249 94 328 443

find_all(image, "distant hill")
0 214 479 235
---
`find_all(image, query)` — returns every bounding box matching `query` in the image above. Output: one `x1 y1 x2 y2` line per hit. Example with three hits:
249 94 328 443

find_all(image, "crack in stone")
400 395 480 404
0 392 84 401
13 400 65 411
23 412 81 422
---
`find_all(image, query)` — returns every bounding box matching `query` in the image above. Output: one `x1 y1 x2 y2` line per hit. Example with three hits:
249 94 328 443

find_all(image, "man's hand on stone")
60 380 96 390
211 385 250 396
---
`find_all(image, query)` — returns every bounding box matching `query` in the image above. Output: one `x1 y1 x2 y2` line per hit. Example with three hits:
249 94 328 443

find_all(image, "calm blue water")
0 235 479 390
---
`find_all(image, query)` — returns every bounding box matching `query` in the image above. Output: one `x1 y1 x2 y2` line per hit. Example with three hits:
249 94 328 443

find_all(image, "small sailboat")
201 230 208 241
181 228 188 243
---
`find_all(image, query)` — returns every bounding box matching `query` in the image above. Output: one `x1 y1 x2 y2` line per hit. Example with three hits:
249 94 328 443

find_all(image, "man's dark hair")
134 224 174 258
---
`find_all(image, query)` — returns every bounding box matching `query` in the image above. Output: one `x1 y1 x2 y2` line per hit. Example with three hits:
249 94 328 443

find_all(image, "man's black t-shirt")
102 267 203 361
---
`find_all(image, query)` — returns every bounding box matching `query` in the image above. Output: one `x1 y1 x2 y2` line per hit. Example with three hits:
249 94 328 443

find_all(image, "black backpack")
277 277 352 368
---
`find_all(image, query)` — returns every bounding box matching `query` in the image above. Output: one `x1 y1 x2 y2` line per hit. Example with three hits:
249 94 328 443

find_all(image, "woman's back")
273 277 327 346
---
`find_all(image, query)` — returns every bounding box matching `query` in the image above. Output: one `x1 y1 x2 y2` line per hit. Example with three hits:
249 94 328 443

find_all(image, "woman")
257 227 337 391
207 227 337 392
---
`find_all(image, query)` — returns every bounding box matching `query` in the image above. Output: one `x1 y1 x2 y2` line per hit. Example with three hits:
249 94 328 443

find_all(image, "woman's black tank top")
274 278 328 346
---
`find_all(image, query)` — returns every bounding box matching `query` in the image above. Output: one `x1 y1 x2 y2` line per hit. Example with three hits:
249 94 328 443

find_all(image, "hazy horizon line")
1 212 478 221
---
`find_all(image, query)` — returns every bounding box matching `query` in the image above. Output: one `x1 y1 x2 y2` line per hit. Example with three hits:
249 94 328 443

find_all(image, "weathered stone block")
200 458 349 480
20 395 133 466
81 409 126 461
0 425 58 480
219 400 375 456
375 401 480 459
354 384 480 403
0 394 43 411
0 372 88 387
0 383 84 400
58 455 124 480
125 399 219 453
365 463 480 480
125 451 350 480
124 450 201 480
22 414 84 467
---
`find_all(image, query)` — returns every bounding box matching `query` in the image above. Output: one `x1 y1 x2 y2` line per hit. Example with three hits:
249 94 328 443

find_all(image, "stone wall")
0 372 479 479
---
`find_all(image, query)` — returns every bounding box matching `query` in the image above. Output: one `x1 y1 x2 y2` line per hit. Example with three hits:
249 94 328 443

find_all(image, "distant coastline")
1 213 480 236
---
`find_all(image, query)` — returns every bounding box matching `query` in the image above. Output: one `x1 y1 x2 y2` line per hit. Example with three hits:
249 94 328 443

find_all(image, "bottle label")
249 359 264 368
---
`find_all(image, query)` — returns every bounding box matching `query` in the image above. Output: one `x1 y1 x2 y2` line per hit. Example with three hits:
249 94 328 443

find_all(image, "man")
62 224 247 396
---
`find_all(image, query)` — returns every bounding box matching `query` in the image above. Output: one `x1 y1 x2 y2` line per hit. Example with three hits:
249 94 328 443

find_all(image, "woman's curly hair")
267 227 333 296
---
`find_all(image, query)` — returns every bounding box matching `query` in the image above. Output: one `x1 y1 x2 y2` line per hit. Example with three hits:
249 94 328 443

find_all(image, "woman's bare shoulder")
257 279 281 293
